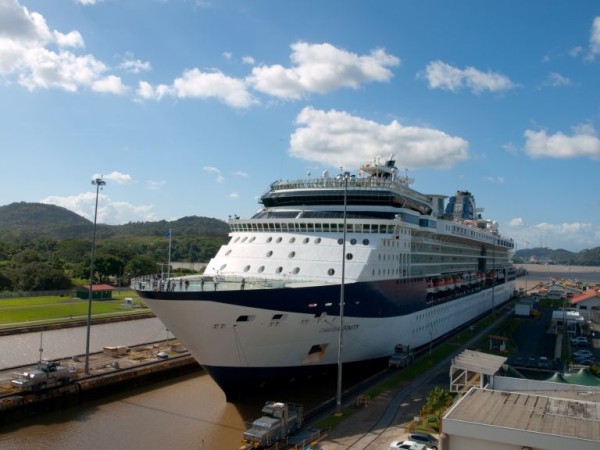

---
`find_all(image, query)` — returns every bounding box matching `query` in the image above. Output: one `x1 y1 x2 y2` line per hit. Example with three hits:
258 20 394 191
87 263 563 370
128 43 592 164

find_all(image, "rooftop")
444 387 600 443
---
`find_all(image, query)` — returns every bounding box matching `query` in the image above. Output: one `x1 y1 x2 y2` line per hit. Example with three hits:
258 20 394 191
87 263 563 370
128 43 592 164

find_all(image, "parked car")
537 356 551 369
572 349 593 359
389 440 426 450
408 432 438 449
571 336 588 347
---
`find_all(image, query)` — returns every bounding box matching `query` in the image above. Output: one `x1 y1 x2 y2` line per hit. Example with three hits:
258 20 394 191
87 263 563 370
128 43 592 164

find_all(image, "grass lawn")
0 291 148 327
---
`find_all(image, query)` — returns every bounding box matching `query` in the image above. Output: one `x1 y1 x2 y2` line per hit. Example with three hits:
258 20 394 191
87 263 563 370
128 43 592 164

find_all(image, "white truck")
243 401 303 447
11 360 77 392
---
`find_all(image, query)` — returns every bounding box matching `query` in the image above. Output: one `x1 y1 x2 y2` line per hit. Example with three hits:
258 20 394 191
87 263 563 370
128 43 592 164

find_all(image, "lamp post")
335 173 349 416
85 177 106 374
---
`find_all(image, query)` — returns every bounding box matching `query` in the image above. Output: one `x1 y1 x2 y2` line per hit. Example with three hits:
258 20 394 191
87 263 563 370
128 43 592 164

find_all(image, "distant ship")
133 156 516 400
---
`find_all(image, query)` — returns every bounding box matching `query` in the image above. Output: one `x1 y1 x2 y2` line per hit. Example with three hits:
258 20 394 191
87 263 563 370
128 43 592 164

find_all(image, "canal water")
0 318 342 450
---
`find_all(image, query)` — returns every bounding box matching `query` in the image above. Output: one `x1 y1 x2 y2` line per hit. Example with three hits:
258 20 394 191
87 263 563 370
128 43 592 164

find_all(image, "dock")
0 339 200 425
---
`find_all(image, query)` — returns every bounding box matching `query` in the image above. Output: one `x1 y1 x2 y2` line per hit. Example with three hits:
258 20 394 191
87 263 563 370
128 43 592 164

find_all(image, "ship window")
276 237 282 243
292 267 300 274
243 265 250 272
266 237 272 243
288 251 296 258
236 315 255 322
328 268 335 276
350 238 357 245
241 237 248 242
276 266 283 274
258 266 265 273
234 237 240 242
249 237 256 243
266 251 273 257
303 237 309 244
337 238 343 245
289 237 296 243
225 250 232 256
315 238 321 244
220 264 227 270
271 314 286 320
346 253 353 260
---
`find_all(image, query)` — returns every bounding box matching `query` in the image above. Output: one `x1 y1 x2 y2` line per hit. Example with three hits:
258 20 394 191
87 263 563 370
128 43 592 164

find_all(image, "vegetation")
0 292 146 327
0 202 228 292
513 246 600 266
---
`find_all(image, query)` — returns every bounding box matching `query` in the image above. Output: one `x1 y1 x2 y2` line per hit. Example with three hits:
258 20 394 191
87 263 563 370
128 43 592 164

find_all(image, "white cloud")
138 69 257 108
524 124 600 159
247 42 400 100
421 60 516 94
483 176 504 184
119 56 151 74
507 219 599 252
228 192 239 199
540 72 572 88
589 16 600 58
76 0 101 5
222 51 232 60
242 56 255 65
0 0 124 93
233 170 249 177
91 171 133 185
92 75 127 94
40 192 155 225
203 166 224 183
146 180 166 191
508 217 524 227
289 107 469 169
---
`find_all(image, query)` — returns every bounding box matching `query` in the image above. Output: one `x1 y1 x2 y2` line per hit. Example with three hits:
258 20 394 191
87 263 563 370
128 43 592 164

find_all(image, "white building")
442 387 600 450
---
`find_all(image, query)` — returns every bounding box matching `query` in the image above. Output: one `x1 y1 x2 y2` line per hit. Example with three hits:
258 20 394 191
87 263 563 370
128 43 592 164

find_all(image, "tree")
124 255 158 278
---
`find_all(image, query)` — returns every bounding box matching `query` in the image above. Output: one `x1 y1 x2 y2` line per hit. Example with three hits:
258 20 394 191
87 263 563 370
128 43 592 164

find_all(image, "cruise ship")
133 157 516 399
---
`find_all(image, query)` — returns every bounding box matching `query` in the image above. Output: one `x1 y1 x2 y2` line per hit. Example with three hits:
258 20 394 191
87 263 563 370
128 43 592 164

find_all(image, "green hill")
0 202 229 240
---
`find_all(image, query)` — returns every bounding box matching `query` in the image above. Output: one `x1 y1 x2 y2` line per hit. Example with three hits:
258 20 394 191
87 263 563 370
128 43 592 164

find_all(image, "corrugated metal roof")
451 349 507 376
445 387 600 442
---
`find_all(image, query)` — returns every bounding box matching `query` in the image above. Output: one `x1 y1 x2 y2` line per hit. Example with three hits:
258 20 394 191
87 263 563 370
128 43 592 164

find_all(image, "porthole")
303 237 309 244
350 238 357 245
249 237 256 242
276 266 283 274
363 239 369 245
289 237 296 243
328 268 335 276
292 267 300 274
314 237 321 244
258 266 265 273
266 251 273 257
266 237 272 243
276 237 282 243
234 237 240 242
220 264 227 270
242 237 248 242
337 238 343 245
243 265 250 272
225 250 232 256
288 251 296 258
346 253 353 260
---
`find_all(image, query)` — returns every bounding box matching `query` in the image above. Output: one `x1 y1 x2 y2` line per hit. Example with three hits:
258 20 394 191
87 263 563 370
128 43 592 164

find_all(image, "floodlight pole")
335 173 349 416
85 177 106 374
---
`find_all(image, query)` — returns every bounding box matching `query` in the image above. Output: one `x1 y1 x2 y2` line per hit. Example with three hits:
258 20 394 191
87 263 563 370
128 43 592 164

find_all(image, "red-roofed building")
76 284 115 300
569 289 600 320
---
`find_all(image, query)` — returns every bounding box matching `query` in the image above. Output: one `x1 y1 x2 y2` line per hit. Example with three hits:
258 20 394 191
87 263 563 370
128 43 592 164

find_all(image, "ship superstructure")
133 157 515 399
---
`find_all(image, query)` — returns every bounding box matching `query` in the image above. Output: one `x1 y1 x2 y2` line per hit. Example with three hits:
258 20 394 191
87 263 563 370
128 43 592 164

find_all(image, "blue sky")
1 0 600 253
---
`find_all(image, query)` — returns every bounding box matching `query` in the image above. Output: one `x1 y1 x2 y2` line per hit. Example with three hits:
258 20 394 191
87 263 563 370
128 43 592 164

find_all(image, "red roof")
570 289 600 304
80 284 115 292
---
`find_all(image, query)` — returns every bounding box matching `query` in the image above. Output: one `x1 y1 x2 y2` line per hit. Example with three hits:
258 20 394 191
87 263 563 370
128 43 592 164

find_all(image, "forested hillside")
0 202 229 292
